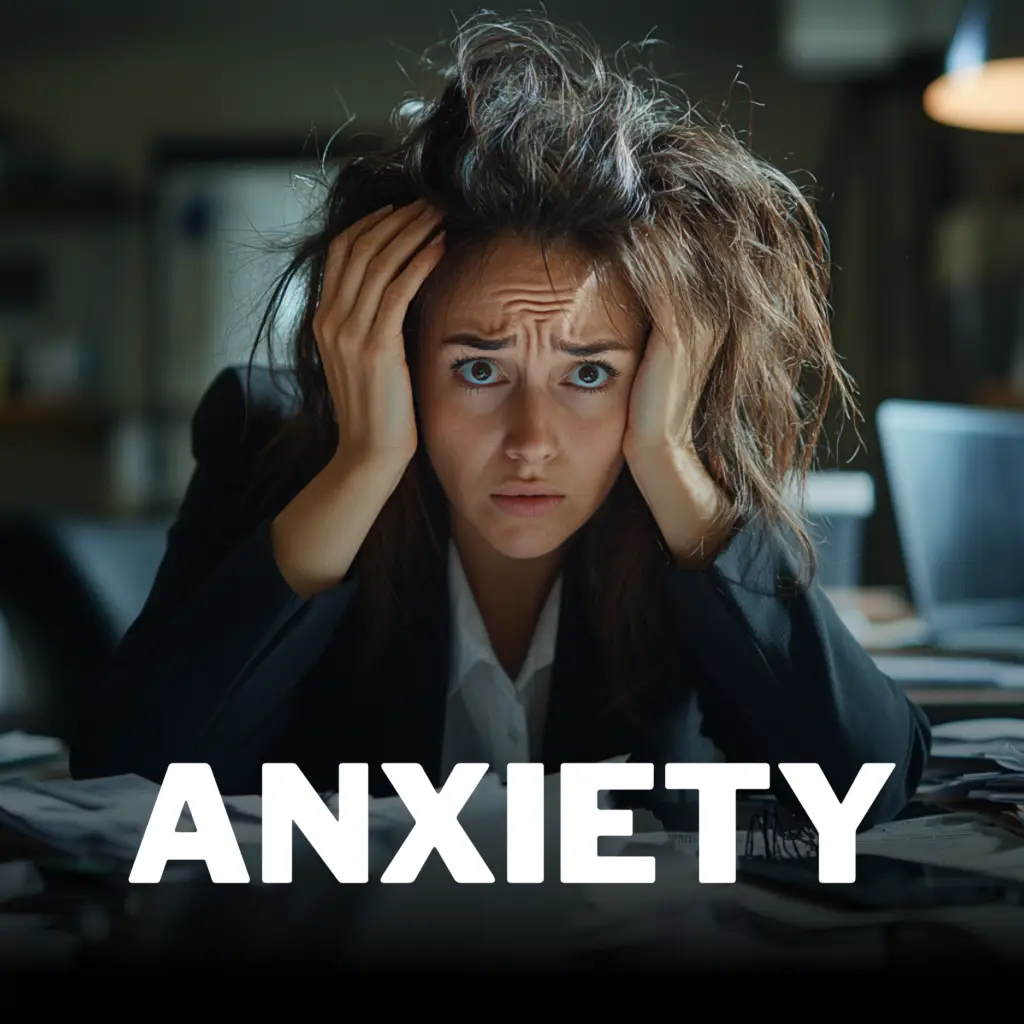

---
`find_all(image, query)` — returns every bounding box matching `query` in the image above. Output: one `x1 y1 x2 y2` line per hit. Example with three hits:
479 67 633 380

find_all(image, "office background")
0 0 1022 737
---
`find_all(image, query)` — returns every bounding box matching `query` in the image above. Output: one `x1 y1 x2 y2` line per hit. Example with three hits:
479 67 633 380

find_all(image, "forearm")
625 442 734 568
271 451 407 599
660 539 931 825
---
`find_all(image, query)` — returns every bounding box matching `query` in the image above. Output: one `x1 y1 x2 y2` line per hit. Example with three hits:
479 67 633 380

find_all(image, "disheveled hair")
248 11 855 716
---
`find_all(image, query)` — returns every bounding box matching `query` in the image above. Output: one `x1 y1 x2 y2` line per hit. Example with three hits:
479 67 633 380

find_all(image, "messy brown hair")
248 11 855 717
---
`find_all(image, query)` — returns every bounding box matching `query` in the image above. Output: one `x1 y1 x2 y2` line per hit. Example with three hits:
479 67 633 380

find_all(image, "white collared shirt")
439 540 724 783
440 540 562 782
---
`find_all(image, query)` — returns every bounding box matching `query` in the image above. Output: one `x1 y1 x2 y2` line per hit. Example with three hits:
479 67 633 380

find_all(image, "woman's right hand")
271 200 444 599
313 199 446 474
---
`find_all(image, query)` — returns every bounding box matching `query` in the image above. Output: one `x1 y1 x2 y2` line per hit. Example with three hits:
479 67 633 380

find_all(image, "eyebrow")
439 334 635 357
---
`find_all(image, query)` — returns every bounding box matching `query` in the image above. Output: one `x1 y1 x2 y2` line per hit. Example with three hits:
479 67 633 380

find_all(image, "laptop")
877 399 1024 658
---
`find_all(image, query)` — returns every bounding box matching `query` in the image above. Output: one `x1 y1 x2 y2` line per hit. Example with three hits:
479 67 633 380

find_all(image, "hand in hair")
270 199 445 599
623 301 734 567
623 298 720 459
313 199 446 473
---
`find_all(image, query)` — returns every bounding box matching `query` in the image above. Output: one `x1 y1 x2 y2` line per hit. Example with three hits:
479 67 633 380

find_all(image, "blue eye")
449 357 619 393
453 359 501 387
568 363 612 389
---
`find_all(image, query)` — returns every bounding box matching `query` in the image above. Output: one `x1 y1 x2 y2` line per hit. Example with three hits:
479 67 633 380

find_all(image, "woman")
70 13 930 826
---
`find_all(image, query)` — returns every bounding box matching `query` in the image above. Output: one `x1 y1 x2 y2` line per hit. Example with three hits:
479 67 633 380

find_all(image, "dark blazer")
69 366 931 825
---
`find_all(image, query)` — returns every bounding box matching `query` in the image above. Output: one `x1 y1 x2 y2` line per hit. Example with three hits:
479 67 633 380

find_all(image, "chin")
478 520 570 561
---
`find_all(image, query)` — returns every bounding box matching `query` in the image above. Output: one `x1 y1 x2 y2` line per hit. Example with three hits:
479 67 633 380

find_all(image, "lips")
497 491 561 497
491 483 564 497
491 493 566 517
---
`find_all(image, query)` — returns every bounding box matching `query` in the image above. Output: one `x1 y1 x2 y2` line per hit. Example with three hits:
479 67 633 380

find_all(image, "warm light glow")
924 57 1024 132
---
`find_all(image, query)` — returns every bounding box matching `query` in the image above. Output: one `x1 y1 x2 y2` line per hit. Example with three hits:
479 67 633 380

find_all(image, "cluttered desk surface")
826 586 1024 724
3 715 1024 973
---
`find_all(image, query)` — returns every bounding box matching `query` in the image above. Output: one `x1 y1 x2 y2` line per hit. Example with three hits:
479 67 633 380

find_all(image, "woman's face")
416 236 646 561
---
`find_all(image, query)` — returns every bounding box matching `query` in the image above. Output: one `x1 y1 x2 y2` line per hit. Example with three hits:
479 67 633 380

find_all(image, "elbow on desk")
68 739 154 785
67 717 170 785
858 709 932 831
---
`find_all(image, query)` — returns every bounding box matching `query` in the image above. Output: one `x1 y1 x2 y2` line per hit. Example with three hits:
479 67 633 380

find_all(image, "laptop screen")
877 400 1024 631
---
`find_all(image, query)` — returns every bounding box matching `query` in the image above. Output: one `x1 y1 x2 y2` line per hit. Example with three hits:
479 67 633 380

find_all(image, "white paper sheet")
0 731 64 766
0 759 634 874
873 656 1024 687
933 718 1024 743
0 773 260 867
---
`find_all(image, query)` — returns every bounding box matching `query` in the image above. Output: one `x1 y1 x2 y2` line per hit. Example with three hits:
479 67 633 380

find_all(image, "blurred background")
0 0 1021 742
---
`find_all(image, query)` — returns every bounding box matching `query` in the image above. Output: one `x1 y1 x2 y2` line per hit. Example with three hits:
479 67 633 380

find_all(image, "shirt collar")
448 539 562 694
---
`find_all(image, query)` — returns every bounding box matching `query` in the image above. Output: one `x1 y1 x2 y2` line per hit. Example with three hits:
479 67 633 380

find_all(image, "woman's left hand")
623 302 734 567
622 301 716 458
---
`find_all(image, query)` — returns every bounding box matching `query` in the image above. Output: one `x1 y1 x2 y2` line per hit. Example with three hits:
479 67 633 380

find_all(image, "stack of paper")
917 719 1024 833
0 775 164 868
0 758 632 882
873 656 1024 688
0 731 67 781
561 812 1024 967
0 774 263 875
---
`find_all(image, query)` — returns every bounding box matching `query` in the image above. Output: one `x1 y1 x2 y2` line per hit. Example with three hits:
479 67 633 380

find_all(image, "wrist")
625 438 700 482
626 441 733 568
327 447 412 495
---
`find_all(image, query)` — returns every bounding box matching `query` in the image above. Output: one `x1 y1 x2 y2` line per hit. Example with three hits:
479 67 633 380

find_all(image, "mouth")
490 493 566 517
492 483 564 497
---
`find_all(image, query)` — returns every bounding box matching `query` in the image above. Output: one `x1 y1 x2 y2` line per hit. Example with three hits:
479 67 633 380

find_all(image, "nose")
502 386 559 466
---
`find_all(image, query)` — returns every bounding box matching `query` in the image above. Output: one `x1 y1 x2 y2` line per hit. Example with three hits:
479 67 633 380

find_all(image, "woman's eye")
456 359 501 385
452 358 616 391
568 363 611 388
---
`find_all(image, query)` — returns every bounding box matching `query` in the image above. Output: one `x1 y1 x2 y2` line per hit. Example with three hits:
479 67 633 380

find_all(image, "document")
873 655 1024 688
0 774 159 866
557 811 1024 968
926 718 1024 776
933 718 1024 743
0 731 65 768
0 773 260 872
0 758 633 878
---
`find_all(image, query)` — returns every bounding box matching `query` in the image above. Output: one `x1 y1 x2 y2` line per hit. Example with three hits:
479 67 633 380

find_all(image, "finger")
335 199 431 321
347 207 445 334
647 293 676 336
370 232 446 343
318 205 394 317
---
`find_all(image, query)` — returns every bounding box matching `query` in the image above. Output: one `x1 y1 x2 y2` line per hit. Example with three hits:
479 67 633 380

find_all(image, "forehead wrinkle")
488 295 587 321
488 273 597 300
451 290 636 344
498 305 580 325
489 281 585 298
486 283 599 325
431 244 638 345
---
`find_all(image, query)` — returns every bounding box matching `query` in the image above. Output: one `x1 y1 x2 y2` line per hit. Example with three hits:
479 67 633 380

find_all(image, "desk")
907 686 1024 725
3 747 1024 972
75 815 1024 972
2 803 1024 972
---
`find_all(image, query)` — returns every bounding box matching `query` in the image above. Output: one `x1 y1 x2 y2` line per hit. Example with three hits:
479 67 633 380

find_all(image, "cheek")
566 406 628 474
566 386 631 435
419 392 497 488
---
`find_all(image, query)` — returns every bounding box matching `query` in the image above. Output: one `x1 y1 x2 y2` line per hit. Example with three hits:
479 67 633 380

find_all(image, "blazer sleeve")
68 367 356 786
659 522 931 828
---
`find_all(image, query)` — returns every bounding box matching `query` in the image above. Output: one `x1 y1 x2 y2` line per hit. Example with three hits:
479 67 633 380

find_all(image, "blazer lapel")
541 558 634 771
397 545 452 786
347 542 452 796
